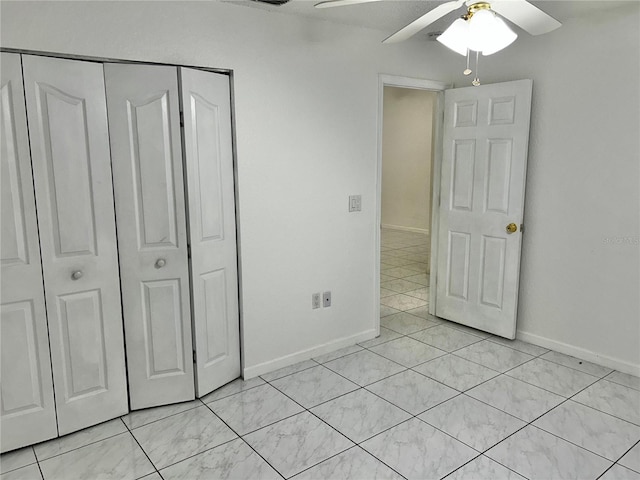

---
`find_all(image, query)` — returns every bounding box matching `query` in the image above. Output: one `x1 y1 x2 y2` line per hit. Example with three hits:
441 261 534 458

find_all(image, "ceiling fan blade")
383 0 466 44
315 0 382 9
491 0 561 35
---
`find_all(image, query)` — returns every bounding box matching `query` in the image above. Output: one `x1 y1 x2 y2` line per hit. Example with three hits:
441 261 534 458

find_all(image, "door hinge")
180 111 184 127
520 224 525 233
193 350 197 363
187 244 191 259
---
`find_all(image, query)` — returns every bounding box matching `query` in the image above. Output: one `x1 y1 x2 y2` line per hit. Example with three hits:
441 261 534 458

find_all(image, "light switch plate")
349 195 361 212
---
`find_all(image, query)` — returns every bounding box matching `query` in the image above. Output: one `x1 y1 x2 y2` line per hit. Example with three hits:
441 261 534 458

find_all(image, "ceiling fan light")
481 17 517 55
467 9 496 52
437 18 469 56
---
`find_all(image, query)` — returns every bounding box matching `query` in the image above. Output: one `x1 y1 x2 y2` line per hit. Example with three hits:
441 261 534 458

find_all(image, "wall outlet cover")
312 293 321 309
322 291 331 307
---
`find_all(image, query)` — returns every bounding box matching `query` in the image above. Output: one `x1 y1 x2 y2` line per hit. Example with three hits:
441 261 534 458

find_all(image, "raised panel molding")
0 301 43 416
0 81 29 266
485 139 513 214
480 236 506 309
489 96 516 125
201 269 229 366
127 92 179 250
141 279 185 378
454 100 478 127
35 83 98 257
190 93 224 242
451 139 476 211
57 290 108 401
447 232 470 300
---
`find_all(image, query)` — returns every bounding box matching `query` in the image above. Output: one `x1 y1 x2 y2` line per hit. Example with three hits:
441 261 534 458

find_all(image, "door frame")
375 74 450 333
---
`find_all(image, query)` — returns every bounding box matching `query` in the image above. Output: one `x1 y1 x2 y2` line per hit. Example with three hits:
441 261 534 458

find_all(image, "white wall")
453 4 639 374
382 86 435 232
0 0 458 377
2 0 638 376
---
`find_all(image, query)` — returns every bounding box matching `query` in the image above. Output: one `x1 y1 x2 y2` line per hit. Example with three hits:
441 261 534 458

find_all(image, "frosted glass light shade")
481 16 517 55
437 18 469 56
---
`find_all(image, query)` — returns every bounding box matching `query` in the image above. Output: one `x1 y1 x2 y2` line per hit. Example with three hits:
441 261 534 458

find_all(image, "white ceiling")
225 0 630 41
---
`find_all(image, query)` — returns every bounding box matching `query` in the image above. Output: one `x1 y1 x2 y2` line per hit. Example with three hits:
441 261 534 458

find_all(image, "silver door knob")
155 258 166 268
71 270 83 280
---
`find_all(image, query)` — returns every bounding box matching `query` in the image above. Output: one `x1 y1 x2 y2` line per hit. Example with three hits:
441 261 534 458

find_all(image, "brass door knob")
506 223 517 234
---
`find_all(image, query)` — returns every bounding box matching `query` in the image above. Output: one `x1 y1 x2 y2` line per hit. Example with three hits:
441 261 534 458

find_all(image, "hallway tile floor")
1 229 639 479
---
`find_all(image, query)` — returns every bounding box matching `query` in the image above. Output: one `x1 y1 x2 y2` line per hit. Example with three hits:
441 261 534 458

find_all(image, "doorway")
375 75 448 333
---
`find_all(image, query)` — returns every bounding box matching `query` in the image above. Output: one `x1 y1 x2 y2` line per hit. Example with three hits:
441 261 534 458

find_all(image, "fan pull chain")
472 50 481 86
463 49 472 76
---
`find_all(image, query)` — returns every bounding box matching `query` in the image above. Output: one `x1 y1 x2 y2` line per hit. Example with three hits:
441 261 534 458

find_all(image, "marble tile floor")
2 229 639 480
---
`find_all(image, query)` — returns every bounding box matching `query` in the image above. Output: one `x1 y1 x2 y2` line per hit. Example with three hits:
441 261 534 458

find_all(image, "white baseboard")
242 329 377 380
382 224 429 235
516 330 640 377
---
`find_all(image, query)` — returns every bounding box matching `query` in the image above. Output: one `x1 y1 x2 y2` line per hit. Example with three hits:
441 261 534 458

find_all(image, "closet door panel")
22 55 127 435
0 53 58 453
180 68 240 397
104 63 194 409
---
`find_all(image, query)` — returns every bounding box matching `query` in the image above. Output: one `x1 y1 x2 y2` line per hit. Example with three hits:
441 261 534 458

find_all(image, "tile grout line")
119 414 166 479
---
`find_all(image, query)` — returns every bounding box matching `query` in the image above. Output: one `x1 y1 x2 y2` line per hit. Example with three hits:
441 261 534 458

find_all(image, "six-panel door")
435 80 532 338
22 55 128 435
181 67 241 396
104 63 195 409
0 53 59 453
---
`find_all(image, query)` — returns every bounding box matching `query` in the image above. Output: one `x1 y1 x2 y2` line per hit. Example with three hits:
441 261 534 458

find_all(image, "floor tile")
366 370 458 415
600 464 640 480
312 345 363 364
160 438 280 480
403 262 428 273
454 340 534 372
488 336 550 356
466 375 564 422
380 287 395 298
381 267 418 279
0 463 42 480
200 377 265 404
292 446 402 480
361 418 476 479
122 400 203 430
379 256 416 267
379 305 400 318
34 418 127 461
403 273 430 286
139 474 162 480
380 312 438 335
404 305 440 321
131 405 237 469
260 359 318 382
410 324 483 352
541 351 613 378
0 447 36 474
443 321 492 339
419 395 526 452
244 412 353 478
310 389 411 443
324 350 405 387
380 278 424 294
369 336 445 367
357 327 402 348
533 401 640 461
413 354 499 391
506 357 599 397
380 294 427 311
485 425 612 480
404 287 429 300
620 442 640 472
271 365 359 408
573 380 640 426
38 432 154 480
207 383 303 435
607 372 640 391
447 455 526 480
379 274 395 283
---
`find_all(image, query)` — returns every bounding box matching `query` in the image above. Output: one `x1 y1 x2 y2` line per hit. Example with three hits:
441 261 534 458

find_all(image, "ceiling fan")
314 0 561 45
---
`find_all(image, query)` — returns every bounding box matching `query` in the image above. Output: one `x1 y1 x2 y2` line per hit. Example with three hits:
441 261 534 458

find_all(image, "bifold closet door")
0 53 58 452
180 68 240 396
22 55 128 435
104 63 195 409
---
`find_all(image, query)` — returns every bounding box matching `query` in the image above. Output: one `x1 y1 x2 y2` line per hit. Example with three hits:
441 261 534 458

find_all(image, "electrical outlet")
323 291 331 308
349 195 361 212
312 293 321 309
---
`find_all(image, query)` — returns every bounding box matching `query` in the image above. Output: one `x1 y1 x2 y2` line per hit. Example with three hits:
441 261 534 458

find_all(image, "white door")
22 55 128 435
0 53 58 452
435 79 532 338
104 63 195 409
180 68 240 396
